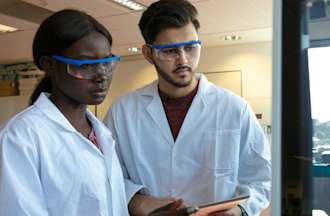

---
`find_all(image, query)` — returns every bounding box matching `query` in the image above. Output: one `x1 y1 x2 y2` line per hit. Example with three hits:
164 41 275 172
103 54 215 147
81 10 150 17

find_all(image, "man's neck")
158 78 198 98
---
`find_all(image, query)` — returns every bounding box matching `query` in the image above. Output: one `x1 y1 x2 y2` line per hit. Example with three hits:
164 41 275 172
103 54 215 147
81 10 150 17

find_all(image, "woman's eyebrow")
71 51 113 59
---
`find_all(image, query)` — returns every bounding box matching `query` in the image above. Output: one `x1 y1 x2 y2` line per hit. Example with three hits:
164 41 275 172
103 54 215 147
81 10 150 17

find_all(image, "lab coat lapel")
89 115 116 215
34 93 77 133
176 74 208 142
144 82 174 145
88 113 114 179
93 122 128 216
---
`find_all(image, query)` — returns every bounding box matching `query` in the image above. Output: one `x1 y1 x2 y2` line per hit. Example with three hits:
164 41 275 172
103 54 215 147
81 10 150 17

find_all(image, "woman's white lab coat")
105 74 271 216
0 93 129 216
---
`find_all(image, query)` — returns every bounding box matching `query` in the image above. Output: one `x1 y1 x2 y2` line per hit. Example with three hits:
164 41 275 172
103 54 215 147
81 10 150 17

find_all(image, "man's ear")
142 45 155 65
39 56 57 76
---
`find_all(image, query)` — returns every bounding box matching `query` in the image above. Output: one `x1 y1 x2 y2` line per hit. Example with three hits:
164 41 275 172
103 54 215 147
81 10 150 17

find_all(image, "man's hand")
129 194 183 216
149 207 198 216
208 206 242 216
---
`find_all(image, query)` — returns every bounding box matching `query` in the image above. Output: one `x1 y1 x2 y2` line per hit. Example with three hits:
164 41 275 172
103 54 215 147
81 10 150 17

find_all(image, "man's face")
144 22 201 89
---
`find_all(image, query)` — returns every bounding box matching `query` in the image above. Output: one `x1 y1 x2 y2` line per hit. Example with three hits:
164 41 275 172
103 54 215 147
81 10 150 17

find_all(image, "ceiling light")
128 47 140 53
0 24 18 33
112 0 146 11
224 35 242 41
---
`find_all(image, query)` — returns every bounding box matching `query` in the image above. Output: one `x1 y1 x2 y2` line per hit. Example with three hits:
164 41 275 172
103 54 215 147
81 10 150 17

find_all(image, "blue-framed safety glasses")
148 40 201 61
52 54 121 80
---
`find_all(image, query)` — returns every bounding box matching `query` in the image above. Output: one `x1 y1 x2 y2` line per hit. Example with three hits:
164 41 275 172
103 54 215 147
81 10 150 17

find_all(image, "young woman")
0 9 129 216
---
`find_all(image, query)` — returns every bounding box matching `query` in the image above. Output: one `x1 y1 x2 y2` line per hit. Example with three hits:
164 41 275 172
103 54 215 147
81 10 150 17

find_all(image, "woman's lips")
93 88 107 97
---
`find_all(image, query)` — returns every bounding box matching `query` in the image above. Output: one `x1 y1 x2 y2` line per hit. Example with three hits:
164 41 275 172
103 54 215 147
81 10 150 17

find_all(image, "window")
308 47 330 164
278 0 330 214
308 46 330 214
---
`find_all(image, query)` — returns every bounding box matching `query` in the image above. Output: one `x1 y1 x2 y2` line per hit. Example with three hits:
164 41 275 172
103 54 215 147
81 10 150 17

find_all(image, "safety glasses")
52 54 121 80
148 40 201 61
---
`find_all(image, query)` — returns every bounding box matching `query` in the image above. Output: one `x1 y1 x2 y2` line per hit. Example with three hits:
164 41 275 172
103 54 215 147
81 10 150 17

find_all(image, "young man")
104 0 271 215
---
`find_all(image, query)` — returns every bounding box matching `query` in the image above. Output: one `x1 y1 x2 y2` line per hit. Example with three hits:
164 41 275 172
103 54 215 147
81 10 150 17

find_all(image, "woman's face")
52 31 113 105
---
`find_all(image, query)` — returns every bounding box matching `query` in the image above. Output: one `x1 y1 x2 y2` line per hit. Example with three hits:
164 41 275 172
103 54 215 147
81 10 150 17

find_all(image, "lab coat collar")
141 73 212 144
35 93 116 172
140 73 212 100
34 93 78 133
34 93 114 147
86 110 115 154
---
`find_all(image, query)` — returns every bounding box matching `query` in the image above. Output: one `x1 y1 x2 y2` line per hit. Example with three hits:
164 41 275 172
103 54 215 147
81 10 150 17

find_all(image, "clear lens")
67 61 118 80
155 43 201 61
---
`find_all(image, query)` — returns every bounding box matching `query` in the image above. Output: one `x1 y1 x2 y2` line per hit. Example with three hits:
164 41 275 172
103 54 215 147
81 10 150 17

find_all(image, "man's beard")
155 64 194 88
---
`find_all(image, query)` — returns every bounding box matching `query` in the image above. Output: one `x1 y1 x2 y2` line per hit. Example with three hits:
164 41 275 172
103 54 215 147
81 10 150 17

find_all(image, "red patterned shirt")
88 129 103 153
159 82 199 141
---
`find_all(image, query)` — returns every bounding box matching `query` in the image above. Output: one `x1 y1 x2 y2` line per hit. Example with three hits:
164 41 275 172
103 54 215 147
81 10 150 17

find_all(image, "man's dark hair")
138 0 200 44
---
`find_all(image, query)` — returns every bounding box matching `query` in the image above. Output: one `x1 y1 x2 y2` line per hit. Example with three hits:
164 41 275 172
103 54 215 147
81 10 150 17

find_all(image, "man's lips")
173 66 191 74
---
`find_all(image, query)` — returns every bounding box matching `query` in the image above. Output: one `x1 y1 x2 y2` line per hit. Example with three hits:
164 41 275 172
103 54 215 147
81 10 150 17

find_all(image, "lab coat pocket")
46 148 79 210
203 129 240 171
75 186 101 216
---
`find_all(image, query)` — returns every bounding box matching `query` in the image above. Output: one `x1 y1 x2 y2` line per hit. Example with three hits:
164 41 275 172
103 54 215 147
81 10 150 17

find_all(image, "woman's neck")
50 92 91 137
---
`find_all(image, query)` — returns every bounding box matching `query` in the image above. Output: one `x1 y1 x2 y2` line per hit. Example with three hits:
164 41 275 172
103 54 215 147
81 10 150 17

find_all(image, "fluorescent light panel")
224 35 242 41
112 0 146 11
128 47 140 53
0 24 18 33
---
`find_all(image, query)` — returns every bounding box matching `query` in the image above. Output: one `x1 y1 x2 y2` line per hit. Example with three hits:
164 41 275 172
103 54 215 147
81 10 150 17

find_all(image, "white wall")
198 42 272 124
98 41 272 124
97 57 157 120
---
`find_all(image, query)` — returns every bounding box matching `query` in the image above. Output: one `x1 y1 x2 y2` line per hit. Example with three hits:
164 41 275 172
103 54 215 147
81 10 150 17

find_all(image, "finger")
172 199 184 209
151 199 184 214
208 210 226 216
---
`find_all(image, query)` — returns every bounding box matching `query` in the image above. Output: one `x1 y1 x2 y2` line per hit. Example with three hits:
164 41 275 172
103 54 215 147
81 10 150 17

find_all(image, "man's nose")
176 48 188 63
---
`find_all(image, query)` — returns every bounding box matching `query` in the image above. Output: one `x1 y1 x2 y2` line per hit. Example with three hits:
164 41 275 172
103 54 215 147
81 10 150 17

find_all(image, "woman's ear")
39 56 56 76
142 45 155 65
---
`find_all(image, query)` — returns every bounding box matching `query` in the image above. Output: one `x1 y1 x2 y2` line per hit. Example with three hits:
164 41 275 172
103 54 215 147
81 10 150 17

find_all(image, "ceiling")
0 0 273 64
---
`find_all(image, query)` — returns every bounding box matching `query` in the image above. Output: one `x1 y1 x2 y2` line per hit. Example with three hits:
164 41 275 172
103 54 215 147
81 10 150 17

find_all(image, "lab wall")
0 42 272 126
98 41 272 125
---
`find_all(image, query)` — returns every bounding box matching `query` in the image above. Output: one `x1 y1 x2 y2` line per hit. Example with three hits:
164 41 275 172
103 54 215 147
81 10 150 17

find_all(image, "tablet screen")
191 195 250 216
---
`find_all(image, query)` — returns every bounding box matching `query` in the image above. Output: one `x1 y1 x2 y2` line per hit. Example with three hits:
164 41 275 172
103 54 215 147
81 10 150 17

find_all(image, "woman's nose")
93 64 111 81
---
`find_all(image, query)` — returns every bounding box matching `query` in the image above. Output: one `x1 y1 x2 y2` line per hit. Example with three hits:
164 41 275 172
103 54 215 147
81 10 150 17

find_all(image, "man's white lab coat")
104 74 271 215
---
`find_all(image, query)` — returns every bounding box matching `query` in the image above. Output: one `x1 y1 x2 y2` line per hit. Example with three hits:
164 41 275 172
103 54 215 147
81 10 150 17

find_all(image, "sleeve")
0 127 49 216
237 104 271 215
103 106 144 202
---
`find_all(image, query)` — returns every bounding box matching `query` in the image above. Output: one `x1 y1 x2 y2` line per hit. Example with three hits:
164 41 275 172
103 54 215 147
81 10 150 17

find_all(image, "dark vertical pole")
95 105 98 117
282 0 313 215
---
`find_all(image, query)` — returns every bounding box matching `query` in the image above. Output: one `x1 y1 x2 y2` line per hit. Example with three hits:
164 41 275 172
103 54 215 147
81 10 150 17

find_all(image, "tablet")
191 194 250 216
